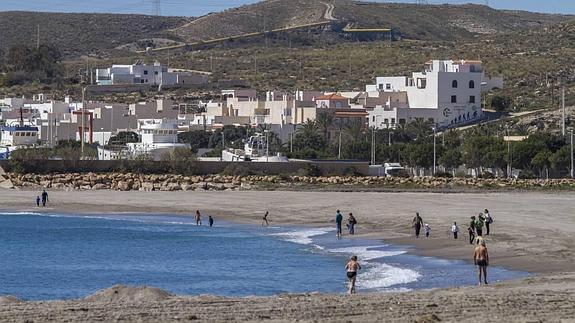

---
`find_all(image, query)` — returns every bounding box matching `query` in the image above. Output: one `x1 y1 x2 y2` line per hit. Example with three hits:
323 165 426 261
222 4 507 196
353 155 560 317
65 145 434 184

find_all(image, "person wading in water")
412 212 424 238
345 255 362 294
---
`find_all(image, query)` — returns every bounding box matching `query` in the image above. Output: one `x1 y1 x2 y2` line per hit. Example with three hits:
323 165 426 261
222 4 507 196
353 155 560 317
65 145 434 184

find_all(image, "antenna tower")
152 0 161 16
416 0 429 4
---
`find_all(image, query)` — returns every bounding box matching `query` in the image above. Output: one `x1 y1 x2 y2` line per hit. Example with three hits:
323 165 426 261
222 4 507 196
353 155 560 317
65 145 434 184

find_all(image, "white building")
96 62 207 86
0 126 39 146
125 119 189 161
367 60 502 129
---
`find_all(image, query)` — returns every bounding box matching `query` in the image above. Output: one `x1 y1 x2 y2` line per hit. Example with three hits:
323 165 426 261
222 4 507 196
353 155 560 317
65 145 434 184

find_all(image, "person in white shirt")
452 222 460 239
424 223 432 238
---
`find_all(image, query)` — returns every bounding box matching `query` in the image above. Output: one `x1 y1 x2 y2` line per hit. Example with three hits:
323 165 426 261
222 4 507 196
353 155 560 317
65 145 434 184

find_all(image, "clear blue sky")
0 0 573 16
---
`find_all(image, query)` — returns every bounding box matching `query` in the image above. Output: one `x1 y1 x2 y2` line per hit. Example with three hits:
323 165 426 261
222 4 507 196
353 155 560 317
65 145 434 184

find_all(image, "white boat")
222 133 289 162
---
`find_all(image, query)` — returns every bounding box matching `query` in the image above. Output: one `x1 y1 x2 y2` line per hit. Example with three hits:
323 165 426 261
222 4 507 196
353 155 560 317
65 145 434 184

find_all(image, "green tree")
439 148 462 173
531 149 552 178
178 130 210 152
316 110 334 141
109 131 139 146
491 95 513 112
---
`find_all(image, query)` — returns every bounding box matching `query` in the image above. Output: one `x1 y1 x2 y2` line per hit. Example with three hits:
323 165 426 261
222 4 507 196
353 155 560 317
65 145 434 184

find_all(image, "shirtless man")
473 240 489 286
262 211 269 227
195 210 202 226
345 255 361 294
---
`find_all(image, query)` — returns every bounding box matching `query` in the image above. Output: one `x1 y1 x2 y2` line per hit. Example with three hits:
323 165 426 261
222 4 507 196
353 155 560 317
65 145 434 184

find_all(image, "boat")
221 133 289 162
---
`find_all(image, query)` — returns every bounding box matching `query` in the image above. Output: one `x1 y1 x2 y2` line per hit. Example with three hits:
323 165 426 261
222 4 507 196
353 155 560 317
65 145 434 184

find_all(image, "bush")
479 171 495 179
491 95 513 112
517 170 536 179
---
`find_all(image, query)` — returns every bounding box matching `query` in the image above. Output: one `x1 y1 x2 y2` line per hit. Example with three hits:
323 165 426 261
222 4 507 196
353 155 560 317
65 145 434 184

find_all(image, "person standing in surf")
473 239 489 286
484 209 493 235
347 213 357 235
335 210 343 238
345 255 361 294
208 216 214 227
412 212 423 238
195 210 202 226
262 211 269 227
41 190 49 207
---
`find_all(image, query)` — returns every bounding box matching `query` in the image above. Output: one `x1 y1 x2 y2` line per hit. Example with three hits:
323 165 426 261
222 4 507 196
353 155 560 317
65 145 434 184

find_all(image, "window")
469 80 475 89
469 96 476 103
384 118 389 124
155 71 159 75
452 80 458 88
141 80 145 84
417 78 427 89
386 84 391 90
391 118 396 124
144 70 148 75
372 116 376 122
378 84 384 90
451 95 457 103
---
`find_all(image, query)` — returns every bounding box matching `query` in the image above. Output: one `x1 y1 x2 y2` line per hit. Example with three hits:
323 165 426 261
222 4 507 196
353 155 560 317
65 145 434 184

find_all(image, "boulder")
0 179 14 189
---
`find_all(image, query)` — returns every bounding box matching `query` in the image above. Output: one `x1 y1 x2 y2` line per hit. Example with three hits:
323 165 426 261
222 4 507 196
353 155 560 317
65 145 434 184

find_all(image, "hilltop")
0 1 572 58
0 11 186 58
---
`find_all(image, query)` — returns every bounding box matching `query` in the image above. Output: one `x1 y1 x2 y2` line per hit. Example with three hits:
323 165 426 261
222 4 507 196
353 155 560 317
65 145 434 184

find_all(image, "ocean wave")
329 245 420 290
1 211 44 216
270 228 333 245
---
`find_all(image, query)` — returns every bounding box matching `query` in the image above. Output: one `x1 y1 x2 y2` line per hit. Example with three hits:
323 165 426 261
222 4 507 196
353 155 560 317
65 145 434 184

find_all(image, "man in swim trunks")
195 210 202 226
473 240 489 286
345 255 361 294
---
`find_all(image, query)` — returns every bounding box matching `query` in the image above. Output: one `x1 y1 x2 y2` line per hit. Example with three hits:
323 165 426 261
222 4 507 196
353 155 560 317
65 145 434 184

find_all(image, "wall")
0 160 369 176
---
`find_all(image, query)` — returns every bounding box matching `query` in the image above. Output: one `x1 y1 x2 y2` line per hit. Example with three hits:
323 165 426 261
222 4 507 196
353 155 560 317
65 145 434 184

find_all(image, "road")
320 1 337 21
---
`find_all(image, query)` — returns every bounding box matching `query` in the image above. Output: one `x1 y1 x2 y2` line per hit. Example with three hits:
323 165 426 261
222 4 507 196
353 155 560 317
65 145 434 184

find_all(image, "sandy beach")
1 188 574 322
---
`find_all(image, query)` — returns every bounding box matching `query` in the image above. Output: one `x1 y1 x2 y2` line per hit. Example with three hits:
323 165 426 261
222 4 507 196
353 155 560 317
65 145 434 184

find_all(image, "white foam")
0 211 43 216
329 245 406 260
329 245 420 290
270 228 333 245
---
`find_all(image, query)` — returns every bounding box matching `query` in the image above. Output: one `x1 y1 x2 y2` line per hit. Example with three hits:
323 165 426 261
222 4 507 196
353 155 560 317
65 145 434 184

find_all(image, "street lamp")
432 127 436 176
388 130 392 146
264 130 270 162
570 128 574 179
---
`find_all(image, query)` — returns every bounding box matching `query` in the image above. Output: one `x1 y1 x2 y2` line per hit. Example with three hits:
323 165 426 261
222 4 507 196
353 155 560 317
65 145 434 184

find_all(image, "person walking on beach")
412 212 424 238
424 223 431 238
262 211 269 227
335 210 343 238
36 196 41 207
473 239 489 286
452 222 460 240
208 216 214 227
195 210 202 226
345 255 361 294
484 209 493 235
41 190 49 207
475 213 485 237
347 213 357 235
467 225 475 245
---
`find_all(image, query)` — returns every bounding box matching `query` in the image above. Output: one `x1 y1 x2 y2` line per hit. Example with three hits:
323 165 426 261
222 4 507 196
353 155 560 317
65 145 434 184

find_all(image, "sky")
0 0 573 16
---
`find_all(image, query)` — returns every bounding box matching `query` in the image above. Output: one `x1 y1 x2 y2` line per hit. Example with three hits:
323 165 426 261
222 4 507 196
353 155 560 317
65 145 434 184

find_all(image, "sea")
0 212 528 301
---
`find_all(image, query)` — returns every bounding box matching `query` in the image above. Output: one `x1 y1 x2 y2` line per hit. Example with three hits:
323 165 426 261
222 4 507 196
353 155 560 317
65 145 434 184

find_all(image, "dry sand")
1 189 574 322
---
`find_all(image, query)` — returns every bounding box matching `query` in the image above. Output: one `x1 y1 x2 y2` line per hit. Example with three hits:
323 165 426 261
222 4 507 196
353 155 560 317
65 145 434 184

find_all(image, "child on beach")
451 222 459 239
345 255 361 294
36 196 41 207
424 223 431 238
208 216 214 227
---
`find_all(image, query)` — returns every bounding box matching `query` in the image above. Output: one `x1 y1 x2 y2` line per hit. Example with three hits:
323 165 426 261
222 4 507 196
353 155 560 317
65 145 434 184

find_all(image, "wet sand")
1 189 574 321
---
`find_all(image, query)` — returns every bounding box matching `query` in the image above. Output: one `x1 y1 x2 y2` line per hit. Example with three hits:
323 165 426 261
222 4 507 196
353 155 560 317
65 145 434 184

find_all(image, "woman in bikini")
345 255 362 294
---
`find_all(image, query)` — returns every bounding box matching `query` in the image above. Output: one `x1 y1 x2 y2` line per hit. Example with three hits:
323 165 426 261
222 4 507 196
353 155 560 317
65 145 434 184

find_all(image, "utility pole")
562 87 566 136
210 55 213 72
432 127 436 176
571 129 574 179
338 131 342 159
81 87 86 159
36 25 40 49
371 128 376 164
388 130 391 146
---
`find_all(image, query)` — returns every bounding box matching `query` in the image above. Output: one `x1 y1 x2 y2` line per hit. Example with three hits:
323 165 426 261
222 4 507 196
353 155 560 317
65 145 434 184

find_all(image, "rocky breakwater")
3 172 575 191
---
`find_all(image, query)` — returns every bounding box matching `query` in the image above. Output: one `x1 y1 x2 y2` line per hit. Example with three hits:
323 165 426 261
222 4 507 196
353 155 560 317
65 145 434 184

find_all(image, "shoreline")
1 189 574 322
1 189 574 274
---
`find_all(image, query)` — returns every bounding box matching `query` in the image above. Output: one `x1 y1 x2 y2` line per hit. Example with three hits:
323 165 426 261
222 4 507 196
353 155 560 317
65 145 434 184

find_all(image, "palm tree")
343 119 365 144
316 110 334 141
407 118 433 141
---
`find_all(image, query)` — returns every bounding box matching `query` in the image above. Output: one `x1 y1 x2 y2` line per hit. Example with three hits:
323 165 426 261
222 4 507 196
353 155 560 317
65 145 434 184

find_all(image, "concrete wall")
0 160 369 176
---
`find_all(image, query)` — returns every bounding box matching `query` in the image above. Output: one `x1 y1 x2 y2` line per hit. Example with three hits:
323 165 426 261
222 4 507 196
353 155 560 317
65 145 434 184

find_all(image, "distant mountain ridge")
0 1 572 58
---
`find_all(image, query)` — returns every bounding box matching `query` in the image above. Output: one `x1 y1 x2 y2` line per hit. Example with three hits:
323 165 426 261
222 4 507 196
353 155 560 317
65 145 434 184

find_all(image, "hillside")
332 1 571 40
171 0 572 43
172 0 329 42
0 11 186 58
